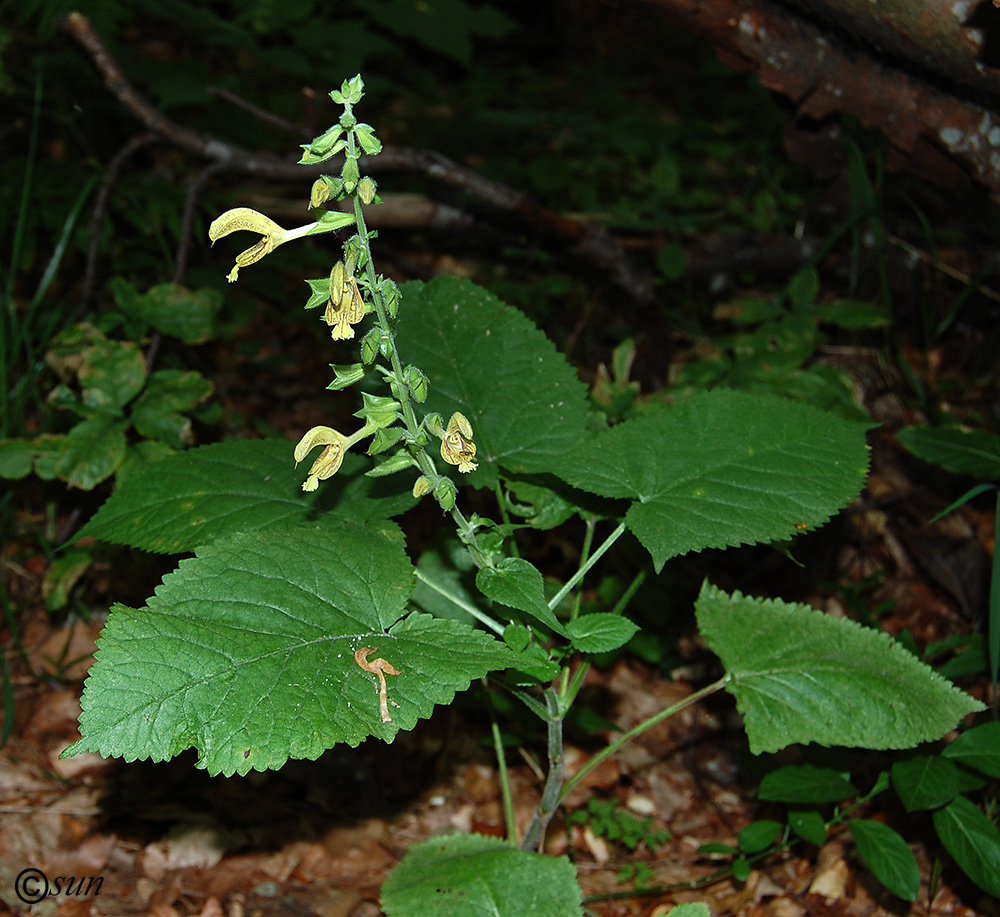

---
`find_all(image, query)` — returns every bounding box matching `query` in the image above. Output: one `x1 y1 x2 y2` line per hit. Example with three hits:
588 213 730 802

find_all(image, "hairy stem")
519 688 565 852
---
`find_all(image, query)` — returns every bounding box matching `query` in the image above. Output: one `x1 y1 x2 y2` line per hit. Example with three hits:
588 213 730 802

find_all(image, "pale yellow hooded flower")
440 412 478 473
294 423 373 492
322 261 367 340
209 208 317 283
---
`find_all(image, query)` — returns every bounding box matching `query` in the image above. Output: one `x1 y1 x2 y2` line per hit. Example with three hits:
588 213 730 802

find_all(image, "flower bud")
381 279 401 319
358 176 377 205
360 327 381 365
354 123 383 156
434 477 457 511
342 157 360 194
407 365 428 403
310 178 332 210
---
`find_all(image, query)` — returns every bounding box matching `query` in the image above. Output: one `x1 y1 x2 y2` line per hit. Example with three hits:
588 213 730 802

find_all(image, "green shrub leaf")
112 278 222 344
758 765 856 804
77 439 415 553
897 425 1000 479
737 819 782 853
848 819 919 901
932 794 1000 898
131 369 213 448
55 418 128 490
63 522 514 776
0 438 34 479
566 613 638 653
696 583 984 754
788 809 827 845
380 832 582 917
394 277 591 486
942 721 1000 777
891 755 959 811
558 390 872 570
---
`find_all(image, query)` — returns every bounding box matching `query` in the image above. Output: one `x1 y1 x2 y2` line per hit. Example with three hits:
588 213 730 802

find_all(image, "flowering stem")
413 568 505 636
558 675 729 804
348 152 487 563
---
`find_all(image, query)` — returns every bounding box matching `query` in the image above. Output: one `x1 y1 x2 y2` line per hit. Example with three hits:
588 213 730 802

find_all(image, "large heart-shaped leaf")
558 389 872 570
64 520 514 775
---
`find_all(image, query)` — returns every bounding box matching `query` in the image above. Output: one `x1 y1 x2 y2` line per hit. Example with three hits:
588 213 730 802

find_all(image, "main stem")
519 687 565 852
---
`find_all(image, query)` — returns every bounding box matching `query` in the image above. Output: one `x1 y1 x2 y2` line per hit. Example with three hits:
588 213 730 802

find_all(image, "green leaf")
395 277 591 487
380 832 582 917
112 279 222 344
663 904 712 917
891 755 959 811
566 614 638 653
0 438 34 479
131 370 213 448
942 721 1000 777
64 522 514 776
559 390 872 570
848 819 919 901
738 820 782 853
820 300 891 329
477 558 567 636
77 337 147 414
696 583 984 754
505 478 578 530
932 794 1000 897
77 439 415 553
788 809 827 845
42 549 93 612
897 426 1000 479
412 542 479 627
787 267 819 308
46 322 147 416
758 765 856 804
55 418 128 490
368 0 518 68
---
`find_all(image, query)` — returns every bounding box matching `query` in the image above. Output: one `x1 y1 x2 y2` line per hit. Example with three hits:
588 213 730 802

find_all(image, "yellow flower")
440 412 478 473
323 267 366 340
208 207 317 283
293 423 375 491
294 426 348 492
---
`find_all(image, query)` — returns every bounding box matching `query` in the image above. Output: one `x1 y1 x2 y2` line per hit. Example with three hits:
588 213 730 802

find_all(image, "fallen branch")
643 0 1000 201
60 11 659 307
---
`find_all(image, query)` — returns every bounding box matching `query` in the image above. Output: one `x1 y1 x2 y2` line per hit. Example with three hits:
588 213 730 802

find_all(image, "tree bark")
644 0 1000 200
